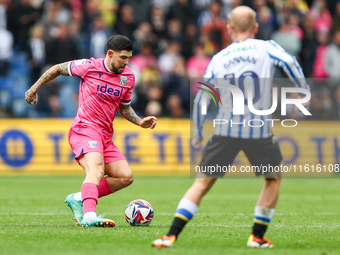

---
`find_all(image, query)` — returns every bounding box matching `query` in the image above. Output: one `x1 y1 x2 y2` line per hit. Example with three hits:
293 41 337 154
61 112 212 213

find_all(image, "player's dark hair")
106 35 133 52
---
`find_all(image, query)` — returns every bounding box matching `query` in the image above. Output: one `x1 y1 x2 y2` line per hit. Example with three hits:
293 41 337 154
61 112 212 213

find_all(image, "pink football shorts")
68 122 126 164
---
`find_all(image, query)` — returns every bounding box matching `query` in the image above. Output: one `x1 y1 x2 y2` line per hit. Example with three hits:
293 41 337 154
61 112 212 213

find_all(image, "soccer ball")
124 199 154 226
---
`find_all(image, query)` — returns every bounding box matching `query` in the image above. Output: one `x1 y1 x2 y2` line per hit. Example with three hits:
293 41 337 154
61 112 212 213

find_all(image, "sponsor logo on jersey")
96 84 123 98
223 45 257 57
74 59 87 65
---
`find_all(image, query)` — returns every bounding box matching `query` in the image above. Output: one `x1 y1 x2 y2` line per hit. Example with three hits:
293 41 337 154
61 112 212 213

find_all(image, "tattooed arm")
118 104 157 129
118 104 142 126
25 62 70 105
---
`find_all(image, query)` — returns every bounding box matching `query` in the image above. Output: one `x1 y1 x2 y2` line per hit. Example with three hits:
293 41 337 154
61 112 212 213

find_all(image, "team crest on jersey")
120 76 127 86
88 141 97 149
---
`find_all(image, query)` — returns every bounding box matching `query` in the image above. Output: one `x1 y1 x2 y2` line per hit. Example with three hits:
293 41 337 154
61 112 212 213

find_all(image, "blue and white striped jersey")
193 38 309 139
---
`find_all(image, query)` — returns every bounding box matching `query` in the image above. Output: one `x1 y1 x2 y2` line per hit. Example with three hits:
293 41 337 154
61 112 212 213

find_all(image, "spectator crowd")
0 0 340 120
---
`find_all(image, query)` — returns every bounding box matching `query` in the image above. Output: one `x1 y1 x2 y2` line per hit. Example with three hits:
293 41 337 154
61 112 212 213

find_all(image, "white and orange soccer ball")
124 199 154 226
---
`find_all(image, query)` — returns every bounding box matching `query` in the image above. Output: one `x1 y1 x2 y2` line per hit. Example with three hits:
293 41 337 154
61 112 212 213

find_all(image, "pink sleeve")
120 75 135 105
120 89 132 105
68 59 92 78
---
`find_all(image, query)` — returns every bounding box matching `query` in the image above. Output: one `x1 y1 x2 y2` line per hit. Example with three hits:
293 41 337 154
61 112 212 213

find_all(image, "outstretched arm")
25 62 70 105
118 104 157 129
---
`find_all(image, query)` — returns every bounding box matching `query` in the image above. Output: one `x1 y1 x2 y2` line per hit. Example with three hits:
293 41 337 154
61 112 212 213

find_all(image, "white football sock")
254 205 275 223
174 198 199 221
83 212 97 220
73 192 82 201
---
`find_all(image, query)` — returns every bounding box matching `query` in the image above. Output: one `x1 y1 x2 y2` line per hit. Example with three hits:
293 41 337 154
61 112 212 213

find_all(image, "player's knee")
121 172 134 187
86 165 105 181
94 168 105 180
125 174 134 186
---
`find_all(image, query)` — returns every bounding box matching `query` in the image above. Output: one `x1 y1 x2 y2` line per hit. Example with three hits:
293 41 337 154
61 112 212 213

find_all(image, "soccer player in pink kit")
25 35 157 227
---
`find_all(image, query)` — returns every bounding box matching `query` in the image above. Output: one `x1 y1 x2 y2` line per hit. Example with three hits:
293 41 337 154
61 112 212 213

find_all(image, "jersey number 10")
224 71 260 105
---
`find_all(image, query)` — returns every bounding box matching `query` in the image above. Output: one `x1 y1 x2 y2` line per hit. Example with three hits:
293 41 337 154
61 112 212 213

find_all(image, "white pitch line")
183 224 340 228
0 223 338 228
0 212 339 216
157 212 340 216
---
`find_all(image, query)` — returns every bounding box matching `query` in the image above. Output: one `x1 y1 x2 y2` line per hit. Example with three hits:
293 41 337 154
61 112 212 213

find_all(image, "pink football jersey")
68 58 135 140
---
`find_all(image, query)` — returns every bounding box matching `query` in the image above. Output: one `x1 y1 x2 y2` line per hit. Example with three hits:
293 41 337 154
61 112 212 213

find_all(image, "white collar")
104 60 114 74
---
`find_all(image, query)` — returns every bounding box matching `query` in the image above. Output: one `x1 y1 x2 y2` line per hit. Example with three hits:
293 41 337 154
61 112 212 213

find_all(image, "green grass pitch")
0 175 339 255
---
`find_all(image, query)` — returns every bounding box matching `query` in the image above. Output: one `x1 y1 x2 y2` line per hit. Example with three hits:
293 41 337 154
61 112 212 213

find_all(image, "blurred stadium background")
1 0 340 174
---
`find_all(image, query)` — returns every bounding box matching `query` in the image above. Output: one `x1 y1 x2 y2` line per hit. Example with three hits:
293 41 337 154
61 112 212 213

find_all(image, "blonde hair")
29 23 45 37
228 6 257 33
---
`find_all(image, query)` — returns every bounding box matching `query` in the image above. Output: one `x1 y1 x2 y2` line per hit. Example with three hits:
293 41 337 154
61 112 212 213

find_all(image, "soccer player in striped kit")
25 35 157 227
153 6 309 248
